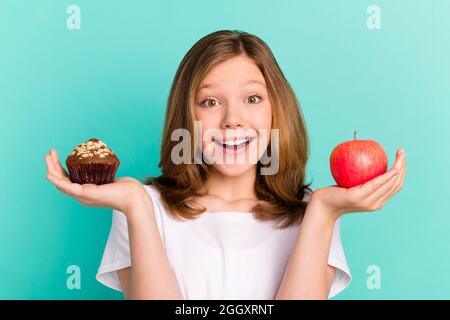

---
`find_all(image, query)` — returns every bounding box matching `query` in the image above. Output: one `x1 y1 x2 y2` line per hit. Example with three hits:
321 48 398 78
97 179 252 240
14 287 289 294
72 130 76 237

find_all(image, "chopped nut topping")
70 138 115 158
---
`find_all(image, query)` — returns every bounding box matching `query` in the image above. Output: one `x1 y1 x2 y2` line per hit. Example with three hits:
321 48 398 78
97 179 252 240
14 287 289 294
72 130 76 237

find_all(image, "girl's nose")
220 103 245 129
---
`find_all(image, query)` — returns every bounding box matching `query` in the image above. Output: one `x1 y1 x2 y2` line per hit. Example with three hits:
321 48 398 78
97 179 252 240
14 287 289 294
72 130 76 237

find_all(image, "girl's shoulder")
142 183 159 197
142 183 164 208
141 183 168 220
140 183 184 222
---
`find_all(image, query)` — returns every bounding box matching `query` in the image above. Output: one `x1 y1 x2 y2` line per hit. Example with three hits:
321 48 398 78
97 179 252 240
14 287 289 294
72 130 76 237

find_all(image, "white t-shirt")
96 184 352 299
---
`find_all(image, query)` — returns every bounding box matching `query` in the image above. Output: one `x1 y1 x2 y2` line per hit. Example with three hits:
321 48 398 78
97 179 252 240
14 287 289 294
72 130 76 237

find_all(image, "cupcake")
66 138 120 185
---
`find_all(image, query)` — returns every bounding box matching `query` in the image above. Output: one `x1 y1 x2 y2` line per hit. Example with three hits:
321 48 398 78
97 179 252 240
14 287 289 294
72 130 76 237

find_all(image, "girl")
45 30 406 300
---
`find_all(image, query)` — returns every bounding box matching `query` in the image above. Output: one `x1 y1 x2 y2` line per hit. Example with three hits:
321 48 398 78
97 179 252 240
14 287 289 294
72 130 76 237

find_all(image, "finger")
47 172 83 197
376 157 406 206
350 167 400 200
364 169 400 206
366 157 406 206
388 151 406 196
50 148 69 178
382 172 405 201
45 152 71 183
389 148 406 172
45 153 58 176
352 149 405 198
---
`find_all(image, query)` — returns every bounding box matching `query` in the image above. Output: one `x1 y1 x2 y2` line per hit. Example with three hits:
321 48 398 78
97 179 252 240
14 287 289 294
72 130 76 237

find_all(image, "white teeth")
223 139 247 146
217 137 255 146
214 137 255 148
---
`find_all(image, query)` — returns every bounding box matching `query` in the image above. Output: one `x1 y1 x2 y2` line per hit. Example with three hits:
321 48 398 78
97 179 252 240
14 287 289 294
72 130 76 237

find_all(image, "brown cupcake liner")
67 161 119 185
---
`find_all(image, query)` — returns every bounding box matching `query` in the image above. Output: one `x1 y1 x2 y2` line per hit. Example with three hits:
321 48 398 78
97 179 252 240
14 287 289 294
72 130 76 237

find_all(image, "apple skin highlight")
330 132 388 188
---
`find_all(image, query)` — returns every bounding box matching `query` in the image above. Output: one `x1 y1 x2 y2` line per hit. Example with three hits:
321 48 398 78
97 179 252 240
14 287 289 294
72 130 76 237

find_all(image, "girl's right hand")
44 148 147 213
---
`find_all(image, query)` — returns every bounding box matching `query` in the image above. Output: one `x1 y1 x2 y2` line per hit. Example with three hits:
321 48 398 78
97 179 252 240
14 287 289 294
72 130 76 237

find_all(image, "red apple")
330 131 388 188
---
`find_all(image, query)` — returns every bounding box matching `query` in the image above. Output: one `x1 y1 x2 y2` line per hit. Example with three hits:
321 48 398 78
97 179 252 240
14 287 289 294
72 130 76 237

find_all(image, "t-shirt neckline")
199 211 257 221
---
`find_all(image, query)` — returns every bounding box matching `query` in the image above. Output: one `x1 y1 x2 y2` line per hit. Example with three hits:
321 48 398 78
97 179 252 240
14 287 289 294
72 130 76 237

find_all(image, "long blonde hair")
144 30 312 229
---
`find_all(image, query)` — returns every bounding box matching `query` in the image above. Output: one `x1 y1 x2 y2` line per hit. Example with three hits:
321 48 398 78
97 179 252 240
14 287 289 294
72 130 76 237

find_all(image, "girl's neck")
202 166 258 202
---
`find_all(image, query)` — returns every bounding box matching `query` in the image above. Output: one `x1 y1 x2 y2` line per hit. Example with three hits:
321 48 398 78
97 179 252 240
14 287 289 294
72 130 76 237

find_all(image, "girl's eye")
246 95 262 104
200 98 221 108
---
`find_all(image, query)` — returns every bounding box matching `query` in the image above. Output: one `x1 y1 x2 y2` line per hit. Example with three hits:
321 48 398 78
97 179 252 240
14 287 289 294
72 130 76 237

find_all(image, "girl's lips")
213 136 256 157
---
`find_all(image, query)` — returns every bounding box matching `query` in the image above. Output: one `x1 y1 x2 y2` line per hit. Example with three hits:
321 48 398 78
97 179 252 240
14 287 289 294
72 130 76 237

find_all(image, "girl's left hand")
310 148 407 219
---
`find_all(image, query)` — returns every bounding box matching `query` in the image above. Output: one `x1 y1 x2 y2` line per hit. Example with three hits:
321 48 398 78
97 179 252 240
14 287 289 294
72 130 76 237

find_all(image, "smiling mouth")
212 136 256 151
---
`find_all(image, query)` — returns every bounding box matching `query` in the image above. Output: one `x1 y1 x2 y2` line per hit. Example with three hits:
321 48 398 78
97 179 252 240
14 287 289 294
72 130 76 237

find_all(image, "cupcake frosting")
70 138 115 160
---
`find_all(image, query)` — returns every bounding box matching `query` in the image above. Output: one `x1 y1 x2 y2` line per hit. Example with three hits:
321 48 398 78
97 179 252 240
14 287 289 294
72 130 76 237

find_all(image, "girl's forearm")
275 200 338 300
125 192 183 299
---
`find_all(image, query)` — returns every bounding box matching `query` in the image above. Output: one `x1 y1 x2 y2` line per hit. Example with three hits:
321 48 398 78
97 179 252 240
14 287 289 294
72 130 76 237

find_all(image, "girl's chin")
210 163 257 177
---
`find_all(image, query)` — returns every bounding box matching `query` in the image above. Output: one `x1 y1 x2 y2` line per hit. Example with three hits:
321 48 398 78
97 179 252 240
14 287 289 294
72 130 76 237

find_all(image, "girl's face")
194 54 272 177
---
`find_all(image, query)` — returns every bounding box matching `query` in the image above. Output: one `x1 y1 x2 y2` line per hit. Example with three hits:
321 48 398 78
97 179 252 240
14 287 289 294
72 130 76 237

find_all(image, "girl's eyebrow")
197 79 266 91
243 80 266 88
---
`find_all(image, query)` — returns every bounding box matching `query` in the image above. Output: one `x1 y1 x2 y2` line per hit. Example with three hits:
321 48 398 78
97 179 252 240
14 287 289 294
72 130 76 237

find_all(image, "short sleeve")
327 218 352 298
95 209 131 292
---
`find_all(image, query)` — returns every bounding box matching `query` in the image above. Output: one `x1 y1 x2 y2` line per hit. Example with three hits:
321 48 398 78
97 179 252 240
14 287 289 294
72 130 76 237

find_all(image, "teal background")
1 0 449 299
